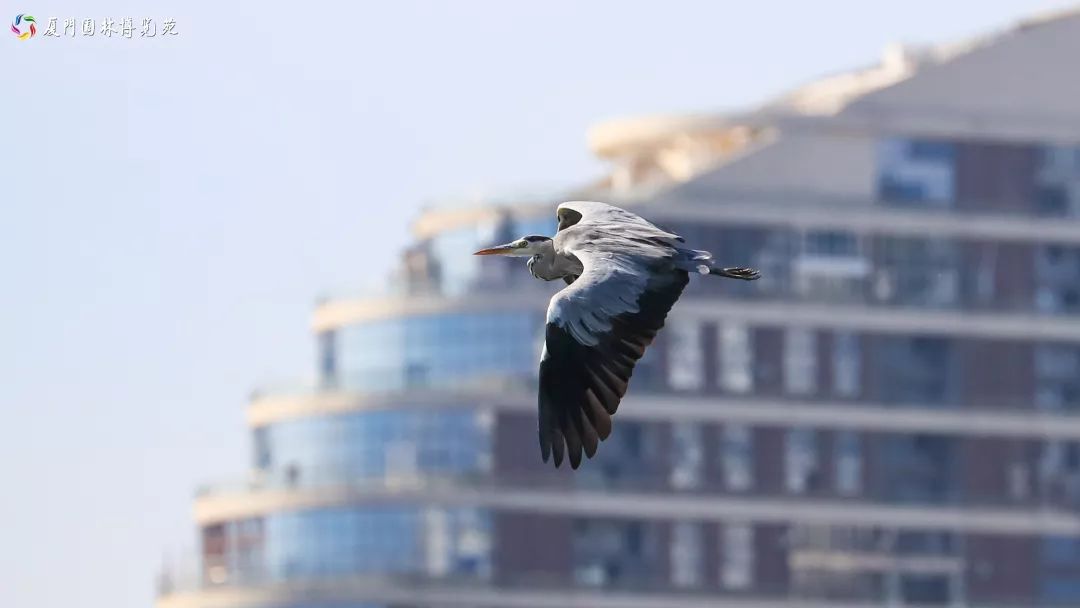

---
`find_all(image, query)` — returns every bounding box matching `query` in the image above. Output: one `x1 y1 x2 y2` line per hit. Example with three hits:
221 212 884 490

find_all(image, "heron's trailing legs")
674 249 760 280
711 266 760 280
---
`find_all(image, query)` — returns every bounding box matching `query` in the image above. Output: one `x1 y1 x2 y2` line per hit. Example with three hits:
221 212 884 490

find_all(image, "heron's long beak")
473 244 516 256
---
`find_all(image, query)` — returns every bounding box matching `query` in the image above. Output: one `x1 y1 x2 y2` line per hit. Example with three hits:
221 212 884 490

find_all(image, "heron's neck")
528 241 582 281
527 253 554 279
526 241 561 281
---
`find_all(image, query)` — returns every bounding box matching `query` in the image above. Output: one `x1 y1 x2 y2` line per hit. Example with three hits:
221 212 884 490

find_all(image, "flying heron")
474 201 760 469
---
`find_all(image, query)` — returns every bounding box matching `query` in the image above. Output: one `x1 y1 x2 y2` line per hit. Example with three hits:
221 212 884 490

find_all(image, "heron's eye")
515 240 527 248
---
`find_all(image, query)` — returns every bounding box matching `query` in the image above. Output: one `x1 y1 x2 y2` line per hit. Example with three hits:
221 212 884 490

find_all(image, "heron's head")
473 235 552 257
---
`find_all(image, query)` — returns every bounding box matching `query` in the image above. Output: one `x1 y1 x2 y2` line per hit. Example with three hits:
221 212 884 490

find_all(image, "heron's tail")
674 248 761 280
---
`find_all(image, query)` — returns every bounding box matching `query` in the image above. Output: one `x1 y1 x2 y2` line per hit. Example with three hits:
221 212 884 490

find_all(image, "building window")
253 427 271 470
1035 344 1080 411
513 215 558 238
424 507 492 579
337 312 539 392
877 336 954 405
667 320 704 391
260 507 491 580
1035 245 1080 315
425 508 451 576
834 430 862 496
1038 441 1080 505
1008 460 1031 502
832 331 861 398
720 522 754 589
631 342 664 392
1042 536 1080 567
719 322 753 393
784 328 817 395
756 229 797 297
317 330 337 386
576 422 656 489
794 230 869 302
1042 568 1080 603
874 237 959 309
785 428 819 494
573 520 654 587
671 521 704 588
670 422 704 490
258 410 493 485
1035 145 1080 217
721 425 753 492
430 226 488 296
882 435 955 504
970 244 997 305
804 230 859 257
877 137 955 206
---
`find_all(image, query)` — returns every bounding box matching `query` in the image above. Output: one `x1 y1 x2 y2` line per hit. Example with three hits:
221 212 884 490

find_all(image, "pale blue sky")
1 1 1074 606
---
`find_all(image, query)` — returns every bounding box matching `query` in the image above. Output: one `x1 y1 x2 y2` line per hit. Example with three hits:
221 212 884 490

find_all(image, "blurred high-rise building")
160 10 1080 608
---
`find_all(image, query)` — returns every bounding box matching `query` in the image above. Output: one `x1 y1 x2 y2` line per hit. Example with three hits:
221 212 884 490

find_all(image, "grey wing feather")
537 202 690 469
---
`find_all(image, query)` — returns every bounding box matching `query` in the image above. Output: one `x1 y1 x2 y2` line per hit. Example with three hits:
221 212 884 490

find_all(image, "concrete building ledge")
193 479 1080 536
247 386 1080 441
156 574 1030 608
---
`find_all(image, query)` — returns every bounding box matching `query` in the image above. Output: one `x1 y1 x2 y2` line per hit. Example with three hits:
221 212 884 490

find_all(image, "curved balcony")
245 382 1080 441
311 288 1080 343
156 570 1011 608
157 533 1077 608
192 471 1080 537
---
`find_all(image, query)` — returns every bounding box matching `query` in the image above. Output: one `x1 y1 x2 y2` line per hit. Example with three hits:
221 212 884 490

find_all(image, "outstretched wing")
538 202 689 469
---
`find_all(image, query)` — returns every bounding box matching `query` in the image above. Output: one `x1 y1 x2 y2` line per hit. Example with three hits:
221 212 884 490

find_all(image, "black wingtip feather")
537 268 689 470
583 389 613 440
552 430 565 468
579 409 600 458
